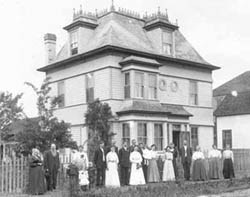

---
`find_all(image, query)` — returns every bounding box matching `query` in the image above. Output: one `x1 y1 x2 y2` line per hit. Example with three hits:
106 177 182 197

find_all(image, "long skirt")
223 159 235 179
162 160 175 181
147 159 160 182
105 162 120 187
208 158 220 179
192 159 207 181
28 166 46 195
129 163 145 185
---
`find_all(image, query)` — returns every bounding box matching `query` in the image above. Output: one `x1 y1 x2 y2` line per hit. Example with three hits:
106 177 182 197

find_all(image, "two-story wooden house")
38 6 219 151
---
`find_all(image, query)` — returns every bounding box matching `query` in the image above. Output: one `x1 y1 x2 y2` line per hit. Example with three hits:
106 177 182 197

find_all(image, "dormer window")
162 31 173 55
70 30 78 55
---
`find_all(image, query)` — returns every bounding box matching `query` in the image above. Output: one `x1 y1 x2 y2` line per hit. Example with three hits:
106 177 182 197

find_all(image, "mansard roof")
39 9 219 72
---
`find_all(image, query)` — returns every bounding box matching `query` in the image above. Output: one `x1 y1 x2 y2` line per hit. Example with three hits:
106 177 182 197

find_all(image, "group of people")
27 144 60 195
93 139 235 188
93 139 178 187
27 140 235 194
190 143 235 181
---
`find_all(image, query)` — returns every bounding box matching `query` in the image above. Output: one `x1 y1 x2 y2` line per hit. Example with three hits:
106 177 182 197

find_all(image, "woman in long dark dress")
28 148 46 195
192 146 207 181
222 144 235 179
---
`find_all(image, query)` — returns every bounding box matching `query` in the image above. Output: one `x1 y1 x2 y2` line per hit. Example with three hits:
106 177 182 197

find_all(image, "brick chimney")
44 33 57 65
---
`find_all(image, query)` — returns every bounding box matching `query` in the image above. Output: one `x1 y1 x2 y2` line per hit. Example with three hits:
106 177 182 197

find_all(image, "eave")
37 45 220 72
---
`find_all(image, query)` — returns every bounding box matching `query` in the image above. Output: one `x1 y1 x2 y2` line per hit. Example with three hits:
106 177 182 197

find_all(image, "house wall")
46 54 214 148
217 115 250 149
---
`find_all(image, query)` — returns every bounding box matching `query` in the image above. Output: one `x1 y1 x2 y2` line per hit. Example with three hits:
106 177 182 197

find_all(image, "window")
189 81 198 105
154 124 163 150
57 81 65 107
70 31 78 55
162 31 173 55
191 127 198 151
124 73 130 98
122 123 130 146
135 72 144 98
222 130 232 149
86 73 94 103
137 123 147 145
148 74 157 99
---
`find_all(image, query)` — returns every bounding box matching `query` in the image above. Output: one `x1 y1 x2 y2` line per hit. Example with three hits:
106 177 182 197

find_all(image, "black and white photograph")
0 0 250 196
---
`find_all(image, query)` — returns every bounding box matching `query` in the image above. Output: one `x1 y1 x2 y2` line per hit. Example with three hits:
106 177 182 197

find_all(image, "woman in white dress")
105 146 120 187
162 145 175 181
129 146 146 185
208 144 222 179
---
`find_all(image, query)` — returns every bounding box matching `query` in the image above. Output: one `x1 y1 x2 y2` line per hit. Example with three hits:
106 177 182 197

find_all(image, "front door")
172 124 181 150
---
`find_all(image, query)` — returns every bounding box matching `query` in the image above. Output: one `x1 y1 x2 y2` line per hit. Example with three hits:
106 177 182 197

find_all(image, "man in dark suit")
44 143 60 191
118 141 130 186
180 140 192 181
93 141 106 187
129 139 137 153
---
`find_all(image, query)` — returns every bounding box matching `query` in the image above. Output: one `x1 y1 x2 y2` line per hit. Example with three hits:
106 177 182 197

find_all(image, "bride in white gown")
129 146 145 185
105 146 120 187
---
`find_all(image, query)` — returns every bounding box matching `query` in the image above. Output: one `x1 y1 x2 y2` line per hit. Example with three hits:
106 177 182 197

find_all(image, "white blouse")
106 152 119 163
72 151 89 170
149 150 158 160
223 150 234 162
192 151 205 161
142 148 151 160
208 149 222 158
130 151 142 164
164 151 173 161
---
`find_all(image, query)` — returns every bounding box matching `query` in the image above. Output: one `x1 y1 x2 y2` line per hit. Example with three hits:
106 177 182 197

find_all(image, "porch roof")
116 100 192 117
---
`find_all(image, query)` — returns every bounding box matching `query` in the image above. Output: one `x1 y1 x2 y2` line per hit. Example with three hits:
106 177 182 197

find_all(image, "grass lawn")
77 178 250 197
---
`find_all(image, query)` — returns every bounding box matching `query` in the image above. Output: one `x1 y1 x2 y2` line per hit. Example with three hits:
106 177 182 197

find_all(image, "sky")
0 0 249 117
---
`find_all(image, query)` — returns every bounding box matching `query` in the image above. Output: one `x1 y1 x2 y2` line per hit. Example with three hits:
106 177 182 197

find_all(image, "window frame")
86 73 94 103
222 129 232 149
162 30 173 55
134 72 145 98
137 122 147 145
148 74 157 100
57 81 65 108
189 80 198 105
70 30 78 55
191 126 199 151
154 123 163 150
122 123 130 146
124 72 131 99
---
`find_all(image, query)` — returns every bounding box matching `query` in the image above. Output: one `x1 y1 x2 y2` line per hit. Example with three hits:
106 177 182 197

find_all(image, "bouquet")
136 163 142 169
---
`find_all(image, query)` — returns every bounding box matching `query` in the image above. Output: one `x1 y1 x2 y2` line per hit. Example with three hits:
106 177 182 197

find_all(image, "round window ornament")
171 81 178 92
159 79 167 91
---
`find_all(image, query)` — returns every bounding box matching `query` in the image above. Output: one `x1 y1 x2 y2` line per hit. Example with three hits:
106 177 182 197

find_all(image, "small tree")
85 99 114 160
15 78 77 154
0 92 24 141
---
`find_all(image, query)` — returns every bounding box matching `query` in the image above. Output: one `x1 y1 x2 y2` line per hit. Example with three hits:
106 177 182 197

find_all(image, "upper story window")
162 31 173 56
148 74 157 99
124 72 130 99
70 30 78 55
189 81 198 105
135 72 144 98
57 81 65 108
86 73 94 103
